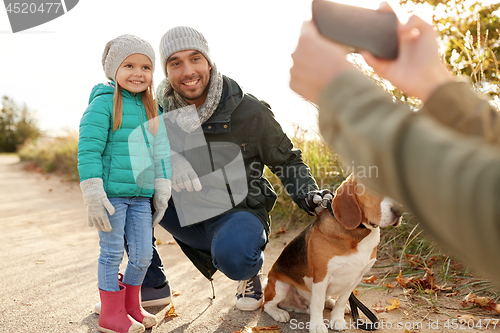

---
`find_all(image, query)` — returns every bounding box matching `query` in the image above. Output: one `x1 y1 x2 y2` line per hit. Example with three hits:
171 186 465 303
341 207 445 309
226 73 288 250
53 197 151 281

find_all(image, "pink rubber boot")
98 285 145 333
123 283 158 329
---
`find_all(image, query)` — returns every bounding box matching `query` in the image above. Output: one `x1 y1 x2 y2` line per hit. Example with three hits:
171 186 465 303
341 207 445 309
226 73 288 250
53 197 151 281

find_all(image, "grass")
17 130 79 181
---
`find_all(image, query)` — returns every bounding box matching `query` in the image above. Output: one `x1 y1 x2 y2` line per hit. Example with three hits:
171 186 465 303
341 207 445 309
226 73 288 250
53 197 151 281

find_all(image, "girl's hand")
79 178 115 232
153 179 171 227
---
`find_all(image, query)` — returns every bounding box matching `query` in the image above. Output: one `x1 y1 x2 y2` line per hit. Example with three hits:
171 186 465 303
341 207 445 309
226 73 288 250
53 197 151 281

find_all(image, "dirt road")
0 155 498 332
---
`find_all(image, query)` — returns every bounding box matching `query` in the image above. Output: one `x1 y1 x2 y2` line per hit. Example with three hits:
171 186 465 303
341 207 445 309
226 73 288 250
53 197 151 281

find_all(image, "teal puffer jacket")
78 83 171 197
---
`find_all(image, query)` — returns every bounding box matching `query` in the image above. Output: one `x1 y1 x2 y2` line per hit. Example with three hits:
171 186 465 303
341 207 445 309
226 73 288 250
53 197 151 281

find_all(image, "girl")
78 34 171 333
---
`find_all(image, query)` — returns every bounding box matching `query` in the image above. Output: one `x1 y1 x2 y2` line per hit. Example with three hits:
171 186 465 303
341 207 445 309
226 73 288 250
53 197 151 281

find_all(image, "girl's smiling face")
115 53 153 93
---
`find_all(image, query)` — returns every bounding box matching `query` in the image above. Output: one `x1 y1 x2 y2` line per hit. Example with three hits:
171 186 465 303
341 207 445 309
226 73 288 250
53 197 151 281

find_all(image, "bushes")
18 131 79 181
0 96 40 152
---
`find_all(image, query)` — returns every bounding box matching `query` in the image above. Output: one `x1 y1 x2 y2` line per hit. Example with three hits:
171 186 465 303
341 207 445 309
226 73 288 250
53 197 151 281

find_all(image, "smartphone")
312 0 399 60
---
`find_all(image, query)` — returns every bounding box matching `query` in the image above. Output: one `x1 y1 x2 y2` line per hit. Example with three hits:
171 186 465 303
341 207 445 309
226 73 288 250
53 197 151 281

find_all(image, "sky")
0 0 421 137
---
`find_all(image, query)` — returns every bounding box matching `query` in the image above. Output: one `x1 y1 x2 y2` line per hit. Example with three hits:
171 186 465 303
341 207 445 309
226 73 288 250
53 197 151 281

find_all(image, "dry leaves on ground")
373 298 401 313
363 275 378 284
164 304 179 319
461 292 500 314
396 268 452 293
234 325 281 333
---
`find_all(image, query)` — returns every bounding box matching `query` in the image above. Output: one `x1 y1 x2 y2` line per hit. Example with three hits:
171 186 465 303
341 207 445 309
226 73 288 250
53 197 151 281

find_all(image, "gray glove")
79 178 115 232
171 151 202 192
152 179 172 227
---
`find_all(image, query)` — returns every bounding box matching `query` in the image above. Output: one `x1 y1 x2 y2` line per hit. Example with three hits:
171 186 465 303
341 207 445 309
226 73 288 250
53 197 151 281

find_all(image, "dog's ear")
332 179 362 230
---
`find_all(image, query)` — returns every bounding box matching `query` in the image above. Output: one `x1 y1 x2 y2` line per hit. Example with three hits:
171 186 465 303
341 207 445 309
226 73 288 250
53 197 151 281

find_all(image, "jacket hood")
88 83 115 104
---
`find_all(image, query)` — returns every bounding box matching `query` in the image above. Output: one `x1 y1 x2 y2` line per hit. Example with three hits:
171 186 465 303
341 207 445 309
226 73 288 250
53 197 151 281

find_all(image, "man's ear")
332 178 362 230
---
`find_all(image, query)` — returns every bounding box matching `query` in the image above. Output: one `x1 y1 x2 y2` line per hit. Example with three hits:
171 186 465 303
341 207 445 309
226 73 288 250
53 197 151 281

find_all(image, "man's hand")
298 189 334 216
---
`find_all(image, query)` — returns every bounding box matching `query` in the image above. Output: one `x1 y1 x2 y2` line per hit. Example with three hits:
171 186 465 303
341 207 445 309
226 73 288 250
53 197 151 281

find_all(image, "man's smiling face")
166 50 212 107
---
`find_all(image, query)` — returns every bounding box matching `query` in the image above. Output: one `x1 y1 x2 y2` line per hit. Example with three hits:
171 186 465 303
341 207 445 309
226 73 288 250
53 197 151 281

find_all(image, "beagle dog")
263 174 402 333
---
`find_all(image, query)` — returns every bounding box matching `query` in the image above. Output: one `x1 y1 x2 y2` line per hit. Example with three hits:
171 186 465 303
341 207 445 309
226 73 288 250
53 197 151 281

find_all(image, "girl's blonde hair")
112 82 159 135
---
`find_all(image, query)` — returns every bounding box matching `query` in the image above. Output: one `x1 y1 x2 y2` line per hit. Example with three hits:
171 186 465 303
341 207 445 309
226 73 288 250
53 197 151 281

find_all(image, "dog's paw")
263 305 290 322
309 321 328 333
330 318 347 331
324 297 335 310
324 298 350 314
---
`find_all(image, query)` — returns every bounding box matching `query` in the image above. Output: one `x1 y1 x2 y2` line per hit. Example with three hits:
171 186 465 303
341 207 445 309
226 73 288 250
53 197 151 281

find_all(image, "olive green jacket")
318 70 500 287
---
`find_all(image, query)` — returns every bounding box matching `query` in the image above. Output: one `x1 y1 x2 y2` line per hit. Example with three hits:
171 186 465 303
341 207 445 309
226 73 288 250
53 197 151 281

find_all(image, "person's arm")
255 102 319 206
360 6 500 142
319 69 500 288
420 80 500 144
153 115 172 180
77 96 112 181
77 95 115 232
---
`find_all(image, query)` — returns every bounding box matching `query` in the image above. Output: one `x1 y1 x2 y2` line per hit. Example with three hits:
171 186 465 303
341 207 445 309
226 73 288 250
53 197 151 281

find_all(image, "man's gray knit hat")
159 26 212 75
102 34 156 81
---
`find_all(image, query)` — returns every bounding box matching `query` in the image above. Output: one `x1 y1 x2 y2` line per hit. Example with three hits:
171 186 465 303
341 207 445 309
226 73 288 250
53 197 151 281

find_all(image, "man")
140 26 332 311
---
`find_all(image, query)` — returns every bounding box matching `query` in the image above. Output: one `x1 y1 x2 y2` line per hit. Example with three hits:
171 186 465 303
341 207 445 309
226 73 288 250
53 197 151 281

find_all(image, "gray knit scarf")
157 64 223 133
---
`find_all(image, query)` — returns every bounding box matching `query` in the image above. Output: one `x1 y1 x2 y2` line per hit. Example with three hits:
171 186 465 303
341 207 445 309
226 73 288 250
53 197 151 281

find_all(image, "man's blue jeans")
98 196 153 291
143 205 267 287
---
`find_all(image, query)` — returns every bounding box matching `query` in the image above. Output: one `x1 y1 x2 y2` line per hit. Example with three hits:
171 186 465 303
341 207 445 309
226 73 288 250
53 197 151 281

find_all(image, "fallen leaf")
274 226 288 235
238 325 281 333
363 275 378 284
386 298 401 311
373 301 386 313
405 254 422 268
457 314 479 325
396 271 413 289
156 239 162 245
385 283 395 288
352 289 359 296
372 298 401 313
420 267 435 290
461 292 500 314
165 304 178 318
396 268 436 291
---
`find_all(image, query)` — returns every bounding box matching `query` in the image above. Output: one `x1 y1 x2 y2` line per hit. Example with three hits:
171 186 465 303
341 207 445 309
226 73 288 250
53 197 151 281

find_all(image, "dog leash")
349 292 379 331
323 200 379 330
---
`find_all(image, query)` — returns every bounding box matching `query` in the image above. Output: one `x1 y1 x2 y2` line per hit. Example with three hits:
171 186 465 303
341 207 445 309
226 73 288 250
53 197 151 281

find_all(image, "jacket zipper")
136 100 146 196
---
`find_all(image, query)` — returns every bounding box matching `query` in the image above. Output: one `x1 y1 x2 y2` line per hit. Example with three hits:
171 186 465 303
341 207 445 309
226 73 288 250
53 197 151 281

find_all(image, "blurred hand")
170 151 202 193
361 2 452 101
290 20 353 104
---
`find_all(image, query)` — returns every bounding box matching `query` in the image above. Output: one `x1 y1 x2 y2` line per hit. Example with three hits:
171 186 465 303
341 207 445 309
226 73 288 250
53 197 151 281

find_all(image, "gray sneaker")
94 281 172 314
235 274 263 311
141 282 172 307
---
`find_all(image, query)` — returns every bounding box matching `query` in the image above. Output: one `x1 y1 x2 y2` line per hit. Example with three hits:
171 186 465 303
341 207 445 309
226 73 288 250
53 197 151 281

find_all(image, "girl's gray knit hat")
159 26 212 75
101 34 156 81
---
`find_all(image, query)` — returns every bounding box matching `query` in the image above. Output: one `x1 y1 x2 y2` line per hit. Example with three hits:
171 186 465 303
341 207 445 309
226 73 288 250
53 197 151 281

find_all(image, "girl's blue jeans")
143 206 267 287
98 196 153 291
